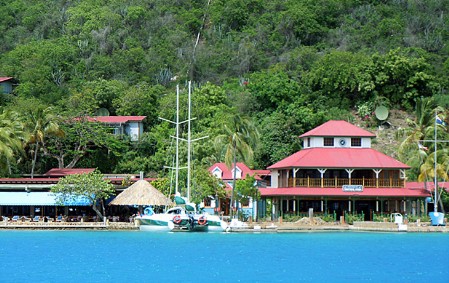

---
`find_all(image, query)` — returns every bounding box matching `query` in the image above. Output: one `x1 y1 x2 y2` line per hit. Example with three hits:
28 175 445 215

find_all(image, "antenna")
374 105 389 121
95 108 110 116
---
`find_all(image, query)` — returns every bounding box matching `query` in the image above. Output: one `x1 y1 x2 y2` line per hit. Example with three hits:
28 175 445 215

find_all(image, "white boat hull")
136 208 227 232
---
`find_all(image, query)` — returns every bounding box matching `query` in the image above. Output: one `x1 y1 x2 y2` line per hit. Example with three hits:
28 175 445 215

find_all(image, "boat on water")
137 196 227 232
137 82 227 232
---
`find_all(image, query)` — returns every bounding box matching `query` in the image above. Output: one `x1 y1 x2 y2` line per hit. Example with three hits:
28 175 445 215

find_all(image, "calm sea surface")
0 231 448 283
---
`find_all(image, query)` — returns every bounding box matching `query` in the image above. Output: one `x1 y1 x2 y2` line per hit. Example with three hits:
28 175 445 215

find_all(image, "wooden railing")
287 177 405 188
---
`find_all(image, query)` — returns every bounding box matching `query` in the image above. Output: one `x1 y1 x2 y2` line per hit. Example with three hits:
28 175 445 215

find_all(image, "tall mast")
175 85 180 195
434 111 438 213
159 82 207 201
159 85 181 195
187 81 192 201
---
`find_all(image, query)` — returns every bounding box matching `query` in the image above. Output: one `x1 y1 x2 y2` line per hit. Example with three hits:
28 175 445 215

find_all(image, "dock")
0 221 138 230
0 220 447 232
225 221 448 233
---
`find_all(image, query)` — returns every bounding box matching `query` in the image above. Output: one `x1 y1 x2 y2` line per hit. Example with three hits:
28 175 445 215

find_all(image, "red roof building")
84 116 146 141
0 168 155 218
207 162 270 215
0 77 18 94
209 162 262 182
262 120 431 220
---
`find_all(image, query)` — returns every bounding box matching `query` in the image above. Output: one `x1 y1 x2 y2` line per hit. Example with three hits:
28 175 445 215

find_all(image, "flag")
436 116 445 125
418 143 428 151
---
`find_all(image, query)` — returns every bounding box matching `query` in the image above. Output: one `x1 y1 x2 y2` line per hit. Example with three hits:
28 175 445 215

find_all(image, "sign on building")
342 185 363 192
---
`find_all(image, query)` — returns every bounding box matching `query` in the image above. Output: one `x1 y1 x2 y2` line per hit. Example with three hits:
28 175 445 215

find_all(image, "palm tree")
24 106 64 177
397 97 443 179
418 149 449 214
0 110 26 175
214 114 259 218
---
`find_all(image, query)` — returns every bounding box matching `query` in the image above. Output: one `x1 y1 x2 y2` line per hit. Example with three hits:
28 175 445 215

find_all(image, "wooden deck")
0 221 138 230
287 177 405 188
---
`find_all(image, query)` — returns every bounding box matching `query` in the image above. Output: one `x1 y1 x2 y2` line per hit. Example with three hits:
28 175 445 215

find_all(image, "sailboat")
137 82 227 232
428 113 445 226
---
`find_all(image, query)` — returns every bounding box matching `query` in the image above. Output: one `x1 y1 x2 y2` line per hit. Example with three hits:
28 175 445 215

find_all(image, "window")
351 138 362 147
323 137 334 147
232 167 242 179
212 168 222 178
307 137 310 147
203 198 212 207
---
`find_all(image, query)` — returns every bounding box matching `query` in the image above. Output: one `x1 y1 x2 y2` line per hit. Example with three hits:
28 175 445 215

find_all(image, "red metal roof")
268 148 410 169
259 187 429 198
0 77 13 83
406 181 449 191
208 162 262 180
0 175 156 185
0 178 60 184
86 116 146 123
43 168 96 177
299 120 375 138
253 169 270 175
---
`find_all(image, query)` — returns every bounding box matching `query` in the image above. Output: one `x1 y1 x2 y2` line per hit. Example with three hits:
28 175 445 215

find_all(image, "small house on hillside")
0 77 18 94
86 116 146 141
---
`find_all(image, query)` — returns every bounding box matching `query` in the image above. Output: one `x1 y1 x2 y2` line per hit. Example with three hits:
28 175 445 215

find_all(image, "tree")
370 48 437 109
214 114 259 217
396 97 443 179
151 178 172 199
1 39 76 103
66 79 128 116
190 166 226 206
417 150 449 214
0 110 26 176
234 174 260 220
43 117 117 169
21 103 64 177
113 83 163 129
245 67 302 115
51 170 115 220
305 51 374 110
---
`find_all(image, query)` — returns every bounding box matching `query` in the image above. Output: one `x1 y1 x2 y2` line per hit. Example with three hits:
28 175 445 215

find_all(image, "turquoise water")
0 231 448 283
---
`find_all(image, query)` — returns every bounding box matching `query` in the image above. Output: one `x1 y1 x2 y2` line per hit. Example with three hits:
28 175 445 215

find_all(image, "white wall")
125 122 143 141
270 169 279 188
302 137 372 148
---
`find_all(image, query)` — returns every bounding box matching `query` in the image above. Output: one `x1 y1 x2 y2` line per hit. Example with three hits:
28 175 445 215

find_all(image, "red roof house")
263 120 430 219
84 116 146 141
0 77 18 94
209 162 262 181
208 162 270 192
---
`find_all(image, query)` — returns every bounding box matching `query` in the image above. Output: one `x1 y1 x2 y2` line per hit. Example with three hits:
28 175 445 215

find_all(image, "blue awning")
0 192 91 206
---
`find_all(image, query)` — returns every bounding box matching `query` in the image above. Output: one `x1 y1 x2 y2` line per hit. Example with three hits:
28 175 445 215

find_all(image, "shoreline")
0 220 447 233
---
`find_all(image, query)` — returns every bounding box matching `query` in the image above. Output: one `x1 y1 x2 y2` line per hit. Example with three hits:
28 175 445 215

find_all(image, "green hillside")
1 0 449 187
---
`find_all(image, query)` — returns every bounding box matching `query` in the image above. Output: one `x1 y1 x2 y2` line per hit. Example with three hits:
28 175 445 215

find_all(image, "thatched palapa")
109 180 173 206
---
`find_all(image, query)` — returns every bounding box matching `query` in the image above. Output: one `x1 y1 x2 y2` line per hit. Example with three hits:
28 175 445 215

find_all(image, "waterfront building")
0 169 150 221
258 120 432 221
206 162 269 217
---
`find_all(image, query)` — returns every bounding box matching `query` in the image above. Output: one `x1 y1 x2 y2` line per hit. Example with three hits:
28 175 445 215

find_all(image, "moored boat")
136 205 227 232
136 82 228 232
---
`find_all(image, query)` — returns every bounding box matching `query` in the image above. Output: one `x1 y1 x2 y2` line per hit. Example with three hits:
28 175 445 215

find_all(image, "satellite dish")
375 105 389 121
95 108 110 116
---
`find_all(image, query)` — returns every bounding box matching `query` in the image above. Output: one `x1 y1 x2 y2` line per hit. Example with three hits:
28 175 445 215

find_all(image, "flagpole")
434 111 438 213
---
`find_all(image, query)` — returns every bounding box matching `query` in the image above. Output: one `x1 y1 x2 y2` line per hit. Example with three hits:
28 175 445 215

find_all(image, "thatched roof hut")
109 180 173 206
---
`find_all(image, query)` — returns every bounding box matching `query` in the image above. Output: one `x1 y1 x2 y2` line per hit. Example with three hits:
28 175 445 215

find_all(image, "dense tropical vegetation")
1 0 449 203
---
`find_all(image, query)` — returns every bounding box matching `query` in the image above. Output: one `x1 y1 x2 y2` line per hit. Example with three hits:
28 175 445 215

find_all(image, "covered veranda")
258 186 431 221
0 191 91 221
